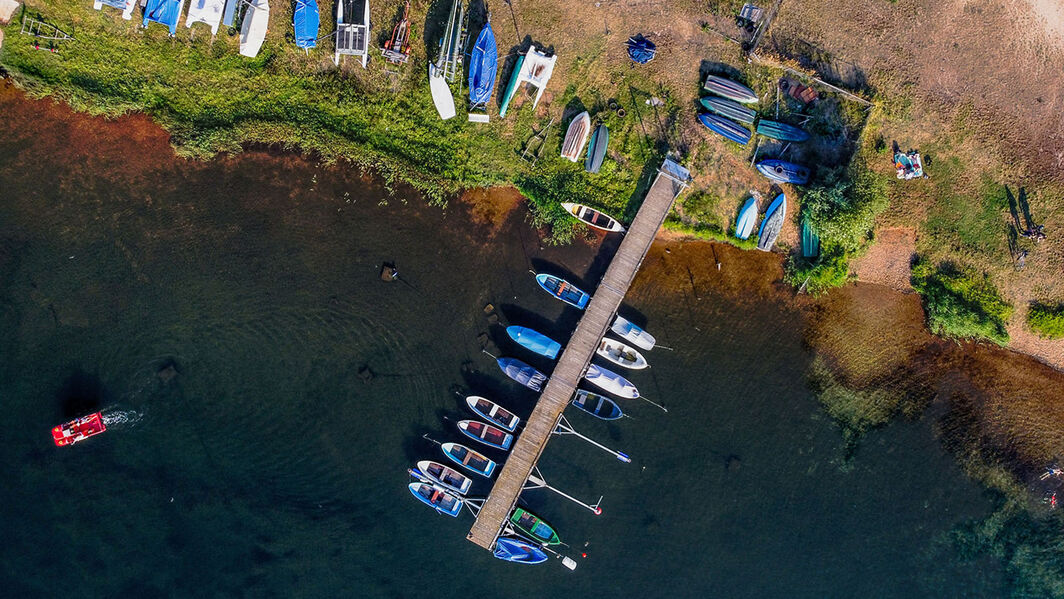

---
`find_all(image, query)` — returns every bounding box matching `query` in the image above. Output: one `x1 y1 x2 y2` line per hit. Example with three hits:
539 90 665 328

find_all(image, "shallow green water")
0 87 1006 597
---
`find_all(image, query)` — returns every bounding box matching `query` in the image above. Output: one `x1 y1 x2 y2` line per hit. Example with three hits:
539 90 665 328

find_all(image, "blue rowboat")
497 357 548 391
535 273 590 309
468 21 498 108
458 419 513 450
466 396 520 432
703 74 758 104
757 193 787 252
408 482 463 517
755 119 810 143
506 326 561 360
416 460 473 495
441 442 497 477
494 537 549 564
756 159 810 185
698 113 752 146
735 197 759 240
583 364 639 399
293 0 320 49
699 96 757 125
571 390 623 420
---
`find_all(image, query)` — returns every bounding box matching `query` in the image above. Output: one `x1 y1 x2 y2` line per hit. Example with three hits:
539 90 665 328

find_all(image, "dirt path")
853 227 916 291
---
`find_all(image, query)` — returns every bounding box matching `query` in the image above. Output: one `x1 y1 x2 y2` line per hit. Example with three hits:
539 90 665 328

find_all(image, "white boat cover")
186 0 225 32
93 0 137 20
239 0 269 57
516 46 557 110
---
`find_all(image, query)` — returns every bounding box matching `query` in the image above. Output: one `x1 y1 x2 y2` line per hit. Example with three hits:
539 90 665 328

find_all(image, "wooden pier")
467 158 690 550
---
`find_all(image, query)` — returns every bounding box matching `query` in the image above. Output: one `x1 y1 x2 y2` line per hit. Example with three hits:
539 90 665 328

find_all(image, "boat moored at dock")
536 273 590 309
506 325 561 360
509 507 562 545
595 337 648 370
408 482 464 517
493 537 549 564
583 363 639 399
442 442 497 477
416 460 473 495
458 419 514 450
561 203 625 233
571 390 623 420
610 315 656 351
466 396 520 432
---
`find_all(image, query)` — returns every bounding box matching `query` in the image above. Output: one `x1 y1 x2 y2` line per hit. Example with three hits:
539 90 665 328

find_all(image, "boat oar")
655 345 675 351
638 395 668 413
481 349 498 360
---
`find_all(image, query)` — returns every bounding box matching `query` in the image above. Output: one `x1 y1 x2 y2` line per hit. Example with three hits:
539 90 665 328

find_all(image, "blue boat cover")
507 326 561 360
143 0 183 35
494 538 548 564
625 35 656 64
468 22 498 106
294 0 320 49
498 358 548 392
99 0 129 8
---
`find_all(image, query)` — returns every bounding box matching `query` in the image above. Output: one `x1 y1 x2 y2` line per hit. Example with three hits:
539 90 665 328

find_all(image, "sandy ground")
853 227 916 291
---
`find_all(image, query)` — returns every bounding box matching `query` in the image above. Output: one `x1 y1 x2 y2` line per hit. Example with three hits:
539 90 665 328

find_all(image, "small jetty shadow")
498 303 571 344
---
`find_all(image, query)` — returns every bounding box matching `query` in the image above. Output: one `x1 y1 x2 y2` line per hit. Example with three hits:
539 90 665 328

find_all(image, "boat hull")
238 0 269 57
610 315 656 351
756 119 810 142
442 442 497 477
703 74 758 104
735 197 758 240
506 325 561 360
757 193 786 251
408 482 463 517
561 203 625 233
458 419 514 450
416 460 473 495
572 390 623 420
429 63 457 120
585 124 609 173
498 55 525 118
466 395 520 432
561 111 591 161
801 216 820 258
699 96 756 125
584 363 639 399
698 113 751 145
468 22 498 107
756 159 810 185
535 273 590 309
52 412 107 447
596 337 648 369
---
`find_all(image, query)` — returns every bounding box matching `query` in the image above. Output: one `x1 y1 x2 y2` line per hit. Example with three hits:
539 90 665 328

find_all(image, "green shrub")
1027 302 1064 339
784 243 853 294
910 259 1013 344
800 159 889 253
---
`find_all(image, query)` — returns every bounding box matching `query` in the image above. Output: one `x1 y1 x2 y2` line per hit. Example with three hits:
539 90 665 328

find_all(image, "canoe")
756 119 810 143
801 216 820 258
497 357 548 392
238 0 269 58
699 96 757 125
596 337 648 370
416 460 473 495
442 442 497 477
756 159 810 185
467 21 498 109
571 389 623 420
703 74 758 104
585 124 609 173
408 482 463 517
698 113 752 146
561 111 591 161
735 196 758 240
756 193 786 252
499 46 556 118
506 325 561 360
466 396 520 432
498 55 525 118
458 419 514 450
610 315 656 351
536 273 590 309
583 363 639 399
293 0 319 49
494 537 549 564
429 63 457 120
510 507 562 545
561 203 625 233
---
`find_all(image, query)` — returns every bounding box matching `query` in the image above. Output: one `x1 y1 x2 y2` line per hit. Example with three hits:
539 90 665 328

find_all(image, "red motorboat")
52 412 106 447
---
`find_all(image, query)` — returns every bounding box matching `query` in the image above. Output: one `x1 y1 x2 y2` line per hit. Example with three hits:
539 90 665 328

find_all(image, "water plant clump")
910 259 1013 345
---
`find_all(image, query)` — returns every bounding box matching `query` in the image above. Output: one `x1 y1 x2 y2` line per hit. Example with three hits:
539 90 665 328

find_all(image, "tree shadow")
422 0 453 64
698 60 745 84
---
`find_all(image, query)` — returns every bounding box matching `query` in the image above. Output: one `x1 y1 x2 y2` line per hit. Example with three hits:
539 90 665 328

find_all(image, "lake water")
0 81 1023 597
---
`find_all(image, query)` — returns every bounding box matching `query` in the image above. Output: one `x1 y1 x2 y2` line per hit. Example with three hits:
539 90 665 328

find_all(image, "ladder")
20 17 74 41
520 117 555 167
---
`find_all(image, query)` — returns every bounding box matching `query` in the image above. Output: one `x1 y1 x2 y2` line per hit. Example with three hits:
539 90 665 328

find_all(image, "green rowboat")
509 507 561 545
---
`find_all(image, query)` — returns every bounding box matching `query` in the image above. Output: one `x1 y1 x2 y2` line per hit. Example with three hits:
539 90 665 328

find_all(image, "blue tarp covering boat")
294 0 320 49
142 0 184 34
625 35 656 64
497 357 548 391
506 326 561 360
494 537 549 564
468 21 498 107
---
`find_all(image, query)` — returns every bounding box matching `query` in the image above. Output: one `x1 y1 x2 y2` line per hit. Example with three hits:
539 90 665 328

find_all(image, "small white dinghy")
239 0 270 58
560 111 591 161
561 203 625 233
610 315 656 351
417 460 473 495
583 363 639 399
465 396 520 432
596 337 648 370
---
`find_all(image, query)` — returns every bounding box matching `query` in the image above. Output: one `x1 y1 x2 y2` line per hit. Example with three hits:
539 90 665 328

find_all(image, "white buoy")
562 556 578 571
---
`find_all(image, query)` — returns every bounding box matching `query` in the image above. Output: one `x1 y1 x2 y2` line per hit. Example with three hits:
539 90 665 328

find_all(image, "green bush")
800 159 889 253
1027 302 1064 339
910 259 1013 344
784 243 853 294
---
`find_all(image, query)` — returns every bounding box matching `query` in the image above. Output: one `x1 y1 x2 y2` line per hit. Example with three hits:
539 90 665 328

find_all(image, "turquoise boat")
699 96 757 125
756 119 810 143
801 216 820 258
585 124 609 174
498 55 525 118
506 326 561 360
735 197 759 240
